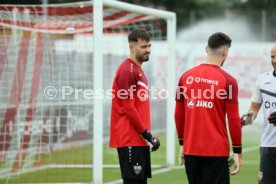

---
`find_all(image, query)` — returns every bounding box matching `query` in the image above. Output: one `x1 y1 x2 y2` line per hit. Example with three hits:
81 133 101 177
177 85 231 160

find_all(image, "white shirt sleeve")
251 76 262 103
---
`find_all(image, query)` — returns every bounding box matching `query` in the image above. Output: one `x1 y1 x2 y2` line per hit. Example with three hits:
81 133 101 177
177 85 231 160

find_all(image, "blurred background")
0 0 274 183
1 0 276 41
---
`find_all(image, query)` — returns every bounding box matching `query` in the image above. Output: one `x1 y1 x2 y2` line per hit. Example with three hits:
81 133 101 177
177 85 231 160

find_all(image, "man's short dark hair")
208 32 231 49
128 28 150 43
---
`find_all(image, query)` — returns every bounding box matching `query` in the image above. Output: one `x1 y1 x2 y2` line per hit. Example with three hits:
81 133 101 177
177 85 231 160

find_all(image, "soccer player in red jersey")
174 32 242 184
109 28 160 184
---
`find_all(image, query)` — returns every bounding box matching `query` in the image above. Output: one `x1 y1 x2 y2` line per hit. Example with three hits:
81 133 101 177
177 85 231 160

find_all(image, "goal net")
0 1 176 183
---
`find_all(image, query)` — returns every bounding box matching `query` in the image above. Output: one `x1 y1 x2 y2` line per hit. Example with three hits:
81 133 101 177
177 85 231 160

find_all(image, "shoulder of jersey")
259 71 273 78
183 66 199 76
120 60 137 73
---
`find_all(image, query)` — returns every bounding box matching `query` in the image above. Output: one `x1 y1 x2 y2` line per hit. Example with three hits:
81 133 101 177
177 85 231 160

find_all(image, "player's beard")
221 59 225 67
137 53 150 63
272 62 276 71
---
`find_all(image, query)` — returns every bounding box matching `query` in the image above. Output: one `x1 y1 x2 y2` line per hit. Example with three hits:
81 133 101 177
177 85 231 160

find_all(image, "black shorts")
117 146 152 180
184 155 229 184
259 147 276 184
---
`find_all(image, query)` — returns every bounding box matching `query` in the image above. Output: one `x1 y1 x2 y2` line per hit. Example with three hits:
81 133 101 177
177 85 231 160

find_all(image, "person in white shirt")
242 44 276 184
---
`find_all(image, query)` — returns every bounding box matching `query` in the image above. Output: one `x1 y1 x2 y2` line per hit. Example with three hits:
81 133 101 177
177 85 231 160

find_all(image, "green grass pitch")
0 127 261 184
104 127 261 184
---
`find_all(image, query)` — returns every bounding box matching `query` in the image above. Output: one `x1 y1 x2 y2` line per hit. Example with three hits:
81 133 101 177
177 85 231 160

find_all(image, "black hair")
128 28 151 43
208 32 231 49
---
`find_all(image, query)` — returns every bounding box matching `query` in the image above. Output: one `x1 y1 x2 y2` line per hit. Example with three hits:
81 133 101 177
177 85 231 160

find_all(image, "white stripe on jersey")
252 71 276 147
137 81 148 89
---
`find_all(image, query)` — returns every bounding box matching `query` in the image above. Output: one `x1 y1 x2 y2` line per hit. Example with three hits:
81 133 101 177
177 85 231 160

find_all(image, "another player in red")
109 28 160 184
174 32 242 184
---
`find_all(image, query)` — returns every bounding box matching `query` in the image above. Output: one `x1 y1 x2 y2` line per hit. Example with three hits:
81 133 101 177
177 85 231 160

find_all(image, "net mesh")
0 1 169 183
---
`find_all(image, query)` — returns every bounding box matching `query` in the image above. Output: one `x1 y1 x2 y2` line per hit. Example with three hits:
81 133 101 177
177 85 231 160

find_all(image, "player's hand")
268 111 276 126
229 153 242 175
241 111 253 126
141 130 160 152
178 146 184 165
150 136 160 151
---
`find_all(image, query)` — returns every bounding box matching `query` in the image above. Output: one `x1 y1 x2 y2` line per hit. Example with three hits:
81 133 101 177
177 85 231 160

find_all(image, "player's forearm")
228 116 242 151
226 103 242 152
174 101 185 141
249 102 262 120
122 99 147 133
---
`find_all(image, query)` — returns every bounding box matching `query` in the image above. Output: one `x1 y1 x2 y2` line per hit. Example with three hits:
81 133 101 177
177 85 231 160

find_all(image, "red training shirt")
175 63 242 156
109 58 150 148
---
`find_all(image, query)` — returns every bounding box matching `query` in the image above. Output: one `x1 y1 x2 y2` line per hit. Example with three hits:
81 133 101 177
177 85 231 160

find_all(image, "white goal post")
94 1 176 183
0 0 176 183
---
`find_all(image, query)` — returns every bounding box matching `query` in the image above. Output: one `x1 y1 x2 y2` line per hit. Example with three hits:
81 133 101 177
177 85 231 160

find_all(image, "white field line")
104 145 259 184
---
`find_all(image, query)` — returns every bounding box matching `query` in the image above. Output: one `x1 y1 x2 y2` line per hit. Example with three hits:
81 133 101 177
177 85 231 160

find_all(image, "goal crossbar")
0 1 175 34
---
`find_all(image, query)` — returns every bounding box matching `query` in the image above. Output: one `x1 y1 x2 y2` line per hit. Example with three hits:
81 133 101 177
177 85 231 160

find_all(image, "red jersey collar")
200 63 220 68
128 58 142 67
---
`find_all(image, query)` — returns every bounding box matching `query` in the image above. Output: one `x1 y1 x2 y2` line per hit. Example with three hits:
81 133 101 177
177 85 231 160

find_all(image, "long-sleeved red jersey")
175 63 242 156
110 58 150 148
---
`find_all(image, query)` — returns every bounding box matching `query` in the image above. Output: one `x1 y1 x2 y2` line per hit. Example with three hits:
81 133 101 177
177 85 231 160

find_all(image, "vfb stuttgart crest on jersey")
133 163 142 175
